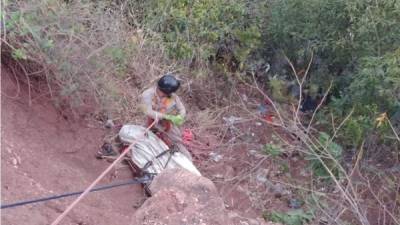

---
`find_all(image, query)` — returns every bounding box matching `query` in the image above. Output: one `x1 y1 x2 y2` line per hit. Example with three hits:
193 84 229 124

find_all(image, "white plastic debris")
222 116 242 126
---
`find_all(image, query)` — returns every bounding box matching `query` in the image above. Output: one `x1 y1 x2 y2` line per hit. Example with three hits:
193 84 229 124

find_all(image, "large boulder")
131 169 278 225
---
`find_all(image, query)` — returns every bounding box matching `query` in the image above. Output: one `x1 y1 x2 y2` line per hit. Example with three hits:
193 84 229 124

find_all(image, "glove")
164 114 185 126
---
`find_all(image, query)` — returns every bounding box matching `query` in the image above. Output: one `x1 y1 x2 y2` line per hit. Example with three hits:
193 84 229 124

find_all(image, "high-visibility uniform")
140 86 186 148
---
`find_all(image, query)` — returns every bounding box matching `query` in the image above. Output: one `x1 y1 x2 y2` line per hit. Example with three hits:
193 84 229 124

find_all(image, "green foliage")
267 0 400 153
263 143 282 157
267 0 351 67
268 76 287 102
345 0 400 56
11 48 27 60
349 49 400 112
306 132 343 179
267 0 400 66
335 49 400 147
136 0 263 64
263 209 314 225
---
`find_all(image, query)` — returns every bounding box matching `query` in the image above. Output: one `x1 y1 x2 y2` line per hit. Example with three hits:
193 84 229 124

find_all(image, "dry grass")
220 53 400 225
1 0 175 123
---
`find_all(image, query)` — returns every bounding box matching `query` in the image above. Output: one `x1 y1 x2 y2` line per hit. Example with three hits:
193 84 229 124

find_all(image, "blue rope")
1 177 151 209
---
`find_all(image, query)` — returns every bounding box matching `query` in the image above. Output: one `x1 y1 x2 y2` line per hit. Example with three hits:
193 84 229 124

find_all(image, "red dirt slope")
1 66 145 225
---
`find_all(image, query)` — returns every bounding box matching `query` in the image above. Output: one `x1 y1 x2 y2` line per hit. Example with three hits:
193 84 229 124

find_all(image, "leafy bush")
335 49 400 148
349 49 400 113
267 0 400 151
306 132 343 180
263 209 314 225
267 0 351 70
132 0 264 67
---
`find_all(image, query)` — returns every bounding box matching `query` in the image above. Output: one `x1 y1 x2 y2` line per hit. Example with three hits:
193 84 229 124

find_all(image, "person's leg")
149 119 193 160
165 126 193 161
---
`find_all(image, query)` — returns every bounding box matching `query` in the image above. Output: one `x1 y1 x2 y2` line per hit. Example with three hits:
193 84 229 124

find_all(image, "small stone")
242 94 248 102
224 166 235 178
209 152 223 162
248 150 264 159
248 150 257 156
291 156 299 162
271 183 290 198
11 158 18 166
255 169 269 183
300 169 308 177
214 174 224 179
288 198 303 209
255 122 262 126
105 119 115 129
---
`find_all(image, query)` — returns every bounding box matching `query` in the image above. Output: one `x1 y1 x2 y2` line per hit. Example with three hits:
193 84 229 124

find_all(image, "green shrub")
335 49 400 148
267 0 400 152
267 0 351 68
306 132 343 180
263 209 314 225
134 0 263 66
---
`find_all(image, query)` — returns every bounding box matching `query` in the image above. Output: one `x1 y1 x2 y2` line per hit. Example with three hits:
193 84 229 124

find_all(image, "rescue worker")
140 74 191 159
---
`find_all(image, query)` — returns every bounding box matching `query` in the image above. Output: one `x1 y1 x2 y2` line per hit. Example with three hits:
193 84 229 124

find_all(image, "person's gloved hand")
164 114 185 126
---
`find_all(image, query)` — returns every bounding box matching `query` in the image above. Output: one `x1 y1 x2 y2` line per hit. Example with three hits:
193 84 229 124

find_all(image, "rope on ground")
1 177 150 209
50 119 157 225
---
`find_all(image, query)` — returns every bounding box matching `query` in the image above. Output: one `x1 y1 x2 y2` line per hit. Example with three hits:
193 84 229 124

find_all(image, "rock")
249 150 258 156
224 165 235 178
288 198 303 209
132 169 273 225
299 169 309 177
248 150 264 159
104 119 115 129
12 158 18 166
242 94 248 102
270 183 290 198
255 169 269 184
214 174 224 179
209 152 223 162
131 169 232 225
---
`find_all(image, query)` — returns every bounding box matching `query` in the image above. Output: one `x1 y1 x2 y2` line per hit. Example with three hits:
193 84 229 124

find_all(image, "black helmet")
158 74 180 95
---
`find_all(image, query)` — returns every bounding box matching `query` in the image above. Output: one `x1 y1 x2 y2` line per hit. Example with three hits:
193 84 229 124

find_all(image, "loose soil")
1 67 146 225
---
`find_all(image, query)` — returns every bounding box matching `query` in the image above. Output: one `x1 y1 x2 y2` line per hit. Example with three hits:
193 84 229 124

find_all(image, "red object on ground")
182 128 193 145
264 115 274 123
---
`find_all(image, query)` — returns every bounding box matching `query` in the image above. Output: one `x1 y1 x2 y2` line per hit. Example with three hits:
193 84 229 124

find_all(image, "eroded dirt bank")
1 67 146 225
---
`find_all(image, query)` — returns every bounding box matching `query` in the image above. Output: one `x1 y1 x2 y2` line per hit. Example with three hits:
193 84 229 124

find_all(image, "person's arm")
140 88 165 120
